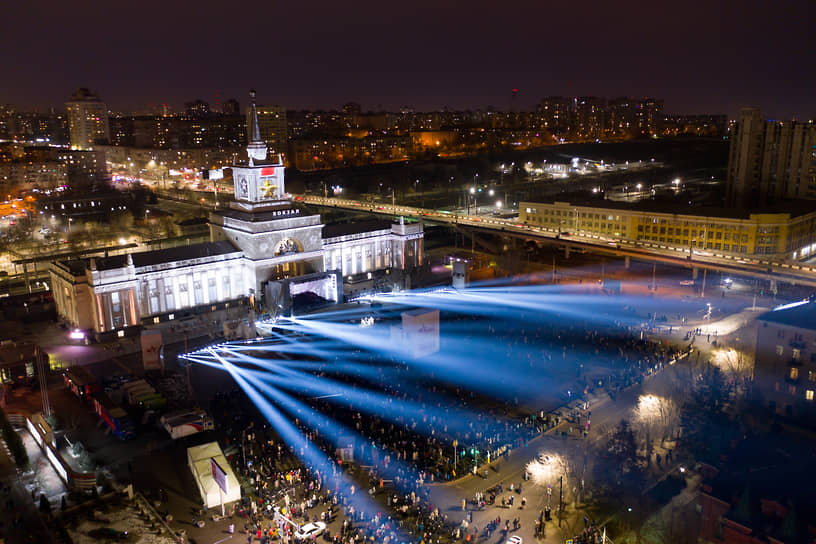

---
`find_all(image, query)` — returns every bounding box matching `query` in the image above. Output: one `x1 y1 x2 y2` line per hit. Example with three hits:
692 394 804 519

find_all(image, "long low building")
519 199 816 262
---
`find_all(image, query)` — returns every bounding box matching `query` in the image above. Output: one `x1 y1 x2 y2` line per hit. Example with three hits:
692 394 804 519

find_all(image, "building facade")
727 108 816 208
250 104 287 157
51 90 423 338
65 88 110 150
754 299 816 422
322 219 423 278
519 200 816 262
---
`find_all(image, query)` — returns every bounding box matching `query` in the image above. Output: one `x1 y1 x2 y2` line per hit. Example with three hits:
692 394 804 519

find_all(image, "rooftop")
527 196 816 220
323 219 393 239
757 299 816 330
60 241 241 274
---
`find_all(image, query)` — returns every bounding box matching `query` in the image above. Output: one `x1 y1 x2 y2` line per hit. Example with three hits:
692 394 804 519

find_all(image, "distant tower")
65 88 110 150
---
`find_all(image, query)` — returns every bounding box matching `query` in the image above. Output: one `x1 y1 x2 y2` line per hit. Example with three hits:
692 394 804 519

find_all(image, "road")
424 295 766 544
297 195 816 288
425 355 685 543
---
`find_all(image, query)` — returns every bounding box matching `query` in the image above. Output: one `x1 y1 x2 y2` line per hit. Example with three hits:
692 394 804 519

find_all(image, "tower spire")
246 88 267 164
248 89 262 143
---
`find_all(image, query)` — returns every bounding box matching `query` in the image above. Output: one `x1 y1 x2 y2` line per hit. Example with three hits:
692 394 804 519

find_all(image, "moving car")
295 521 326 540
506 536 523 544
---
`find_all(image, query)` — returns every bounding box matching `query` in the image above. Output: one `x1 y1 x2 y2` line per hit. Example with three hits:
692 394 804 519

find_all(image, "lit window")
790 367 799 380
776 345 784 356
117 330 125 338
168 313 174 320
153 317 160 324
792 348 801 361
807 390 814 401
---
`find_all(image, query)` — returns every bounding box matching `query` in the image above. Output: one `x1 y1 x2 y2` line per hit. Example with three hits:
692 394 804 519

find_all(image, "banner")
140 329 163 371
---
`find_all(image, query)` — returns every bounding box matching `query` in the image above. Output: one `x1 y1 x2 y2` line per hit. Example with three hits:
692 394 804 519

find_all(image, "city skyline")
2 0 814 118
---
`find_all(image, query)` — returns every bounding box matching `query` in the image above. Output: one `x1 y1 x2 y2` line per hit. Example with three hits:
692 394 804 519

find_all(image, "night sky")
3 0 814 117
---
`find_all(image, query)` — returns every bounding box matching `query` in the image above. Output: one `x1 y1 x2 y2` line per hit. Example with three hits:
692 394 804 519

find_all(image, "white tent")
187 442 241 509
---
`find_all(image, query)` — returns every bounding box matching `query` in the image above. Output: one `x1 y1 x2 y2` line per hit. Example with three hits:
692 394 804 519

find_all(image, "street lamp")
467 186 476 214
526 452 567 526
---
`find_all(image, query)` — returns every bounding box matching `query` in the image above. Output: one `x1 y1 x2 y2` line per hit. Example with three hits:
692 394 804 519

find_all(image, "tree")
0 405 28 470
594 420 645 499
711 348 753 396
632 395 680 461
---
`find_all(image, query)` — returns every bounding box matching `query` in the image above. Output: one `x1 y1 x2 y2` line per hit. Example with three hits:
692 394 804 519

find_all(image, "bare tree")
711 347 753 396
632 395 680 461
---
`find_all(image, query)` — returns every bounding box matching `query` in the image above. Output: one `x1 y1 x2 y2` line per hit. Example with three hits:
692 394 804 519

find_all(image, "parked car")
295 521 326 540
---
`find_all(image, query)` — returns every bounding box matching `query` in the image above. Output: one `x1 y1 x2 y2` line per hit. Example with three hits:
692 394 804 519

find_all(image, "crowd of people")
202 298 687 542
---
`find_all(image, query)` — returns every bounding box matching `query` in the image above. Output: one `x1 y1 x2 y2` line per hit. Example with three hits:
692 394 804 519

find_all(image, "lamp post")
526 452 567 525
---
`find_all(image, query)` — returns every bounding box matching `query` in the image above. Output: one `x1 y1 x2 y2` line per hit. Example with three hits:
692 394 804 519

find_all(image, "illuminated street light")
495 201 502 209
526 452 566 487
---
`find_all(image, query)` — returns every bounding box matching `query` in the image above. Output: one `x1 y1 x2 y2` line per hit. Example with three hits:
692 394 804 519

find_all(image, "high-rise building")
726 108 816 208
635 98 663 136
184 99 210 117
607 97 637 137
222 98 240 115
65 88 110 150
574 96 607 140
539 96 573 135
249 104 287 157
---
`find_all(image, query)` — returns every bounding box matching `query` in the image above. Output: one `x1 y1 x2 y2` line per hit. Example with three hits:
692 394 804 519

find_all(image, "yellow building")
520 200 816 262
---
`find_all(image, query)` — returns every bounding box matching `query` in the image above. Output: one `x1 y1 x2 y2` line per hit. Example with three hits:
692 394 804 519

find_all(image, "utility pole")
558 475 563 528
36 346 51 418
651 263 656 291
184 336 193 398
701 268 707 298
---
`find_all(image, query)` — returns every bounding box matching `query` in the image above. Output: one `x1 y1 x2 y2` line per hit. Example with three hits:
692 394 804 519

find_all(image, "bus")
91 392 135 440
136 393 167 411
125 384 156 405
64 367 100 401
163 412 214 439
